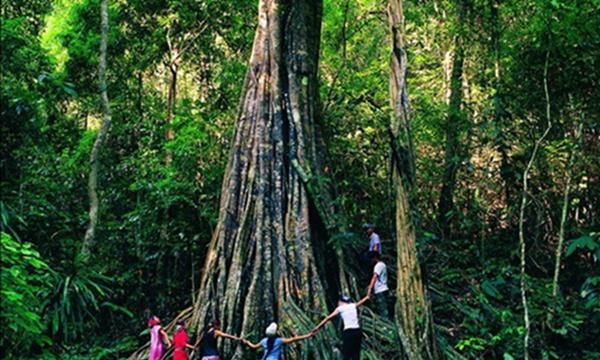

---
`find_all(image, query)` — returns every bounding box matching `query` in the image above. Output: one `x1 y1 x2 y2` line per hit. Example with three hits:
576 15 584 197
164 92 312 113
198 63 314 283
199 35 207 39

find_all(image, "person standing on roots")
241 322 313 360
311 295 370 360
195 319 242 360
367 251 389 319
364 223 381 254
172 320 195 360
148 315 171 360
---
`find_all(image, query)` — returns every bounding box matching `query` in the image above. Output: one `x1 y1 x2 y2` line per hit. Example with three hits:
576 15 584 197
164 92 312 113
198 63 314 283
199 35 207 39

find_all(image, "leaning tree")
131 0 335 358
388 0 438 358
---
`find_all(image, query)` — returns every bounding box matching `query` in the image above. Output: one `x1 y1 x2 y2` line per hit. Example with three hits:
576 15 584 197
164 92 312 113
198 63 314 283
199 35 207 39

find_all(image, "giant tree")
132 0 331 358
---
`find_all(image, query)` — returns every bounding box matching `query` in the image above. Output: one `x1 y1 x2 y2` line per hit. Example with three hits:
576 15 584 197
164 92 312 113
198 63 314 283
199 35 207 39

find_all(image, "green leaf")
566 235 598 257
482 280 502 299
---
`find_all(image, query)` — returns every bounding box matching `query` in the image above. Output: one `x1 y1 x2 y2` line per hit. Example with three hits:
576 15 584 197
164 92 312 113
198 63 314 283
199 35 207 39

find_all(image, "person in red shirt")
172 320 194 360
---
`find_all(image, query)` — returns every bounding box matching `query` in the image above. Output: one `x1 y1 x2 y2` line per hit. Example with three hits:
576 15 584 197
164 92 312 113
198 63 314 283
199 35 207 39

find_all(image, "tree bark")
81 0 111 259
185 0 327 357
165 46 178 165
388 1 437 358
438 0 466 240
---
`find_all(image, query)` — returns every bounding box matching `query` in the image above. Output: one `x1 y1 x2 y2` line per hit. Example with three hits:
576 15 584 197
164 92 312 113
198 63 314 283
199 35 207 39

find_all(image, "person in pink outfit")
149 315 171 360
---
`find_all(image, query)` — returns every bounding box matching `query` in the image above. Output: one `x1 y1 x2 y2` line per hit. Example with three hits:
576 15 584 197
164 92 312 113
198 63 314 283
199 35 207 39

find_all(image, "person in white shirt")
367 251 389 318
311 295 369 360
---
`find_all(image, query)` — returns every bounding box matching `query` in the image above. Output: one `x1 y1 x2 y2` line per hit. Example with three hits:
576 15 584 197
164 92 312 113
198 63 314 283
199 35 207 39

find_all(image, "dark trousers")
342 328 362 360
373 290 389 319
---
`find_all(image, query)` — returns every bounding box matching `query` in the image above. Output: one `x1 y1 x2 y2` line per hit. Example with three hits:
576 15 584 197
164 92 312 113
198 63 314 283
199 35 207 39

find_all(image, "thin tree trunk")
184 0 326 357
548 120 582 323
81 0 111 259
438 1 466 240
388 1 437 358
165 54 177 164
518 50 552 360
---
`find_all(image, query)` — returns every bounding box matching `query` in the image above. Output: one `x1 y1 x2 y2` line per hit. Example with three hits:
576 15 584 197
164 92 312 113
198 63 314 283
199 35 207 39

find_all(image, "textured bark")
438 1 466 240
81 0 111 259
186 0 326 357
388 1 437 358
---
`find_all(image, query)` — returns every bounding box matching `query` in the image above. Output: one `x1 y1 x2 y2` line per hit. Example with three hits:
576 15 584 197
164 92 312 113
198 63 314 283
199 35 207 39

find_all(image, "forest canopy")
1 0 599 359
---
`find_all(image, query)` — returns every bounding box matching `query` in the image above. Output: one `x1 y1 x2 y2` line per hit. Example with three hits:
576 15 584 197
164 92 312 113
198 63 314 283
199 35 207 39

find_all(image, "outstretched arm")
159 328 171 347
241 339 261 350
193 331 204 348
356 295 370 307
312 309 339 334
367 272 377 297
215 330 241 341
282 333 312 345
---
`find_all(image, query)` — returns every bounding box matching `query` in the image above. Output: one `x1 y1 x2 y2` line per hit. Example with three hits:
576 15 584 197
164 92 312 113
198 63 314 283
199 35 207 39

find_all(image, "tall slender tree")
438 0 466 240
388 0 438 359
81 0 112 259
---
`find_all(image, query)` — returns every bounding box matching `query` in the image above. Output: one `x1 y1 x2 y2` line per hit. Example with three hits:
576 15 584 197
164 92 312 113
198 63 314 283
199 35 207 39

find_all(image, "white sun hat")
265 322 278 336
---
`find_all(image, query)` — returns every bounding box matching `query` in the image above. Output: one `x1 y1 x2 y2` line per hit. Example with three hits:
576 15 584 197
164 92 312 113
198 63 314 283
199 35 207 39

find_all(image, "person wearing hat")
311 294 370 360
363 223 381 254
241 322 313 360
367 251 389 318
148 315 171 360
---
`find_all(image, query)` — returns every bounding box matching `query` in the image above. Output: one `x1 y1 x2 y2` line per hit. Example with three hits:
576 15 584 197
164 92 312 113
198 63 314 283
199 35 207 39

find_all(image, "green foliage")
1 0 599 358
43 261 121 342
566 233 600 259
0 232 53 354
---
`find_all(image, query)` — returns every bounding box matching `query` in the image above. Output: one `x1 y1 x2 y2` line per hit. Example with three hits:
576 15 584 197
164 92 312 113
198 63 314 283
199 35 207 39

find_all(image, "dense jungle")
1 0 599 359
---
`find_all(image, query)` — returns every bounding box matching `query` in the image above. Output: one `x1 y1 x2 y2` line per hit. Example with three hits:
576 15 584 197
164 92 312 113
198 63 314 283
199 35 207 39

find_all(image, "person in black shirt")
195 320 241 360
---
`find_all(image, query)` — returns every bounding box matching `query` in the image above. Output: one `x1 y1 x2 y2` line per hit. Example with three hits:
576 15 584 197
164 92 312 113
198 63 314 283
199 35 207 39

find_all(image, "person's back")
149 325 164 360
337 303 360 330
373 260 388 294
201 328 219 356
260 336 284 360
335 298 362 360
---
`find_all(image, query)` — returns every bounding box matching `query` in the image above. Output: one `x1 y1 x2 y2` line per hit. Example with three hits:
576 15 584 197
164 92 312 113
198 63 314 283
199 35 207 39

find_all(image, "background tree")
80 0 111 258
388 0 437 358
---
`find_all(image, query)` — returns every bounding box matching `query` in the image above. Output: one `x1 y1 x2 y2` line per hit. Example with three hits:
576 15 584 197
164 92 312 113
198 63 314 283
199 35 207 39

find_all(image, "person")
241 322 312 360
195 319 241 360
311 295 369 360
364 224 381 254
367 251 389 318
172 320 194 360
148 315 171 360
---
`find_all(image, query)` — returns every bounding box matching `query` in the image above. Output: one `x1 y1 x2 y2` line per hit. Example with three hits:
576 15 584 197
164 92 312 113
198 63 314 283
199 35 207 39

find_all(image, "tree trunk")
165 54 177 164
81 0 111 259
548 120 582 325
388 1 437 359
186 0 326 357
438 1 466 240
518 50 552 360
